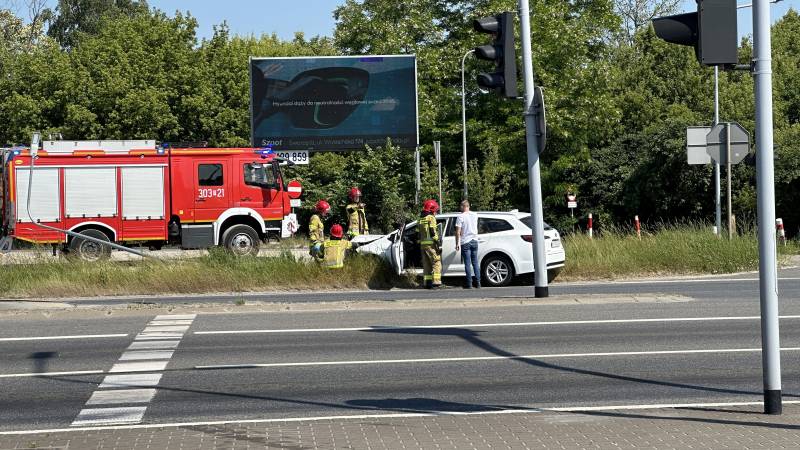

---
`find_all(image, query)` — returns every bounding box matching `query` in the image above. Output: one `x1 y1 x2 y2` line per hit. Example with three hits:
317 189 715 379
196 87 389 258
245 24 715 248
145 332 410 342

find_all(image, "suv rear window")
519 216 553 230
478 218 514 234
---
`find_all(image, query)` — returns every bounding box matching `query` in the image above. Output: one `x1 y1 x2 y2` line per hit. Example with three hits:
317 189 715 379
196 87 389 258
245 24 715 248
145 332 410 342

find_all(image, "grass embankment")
0 251 411 299
1 227 798 299
559 225 800 281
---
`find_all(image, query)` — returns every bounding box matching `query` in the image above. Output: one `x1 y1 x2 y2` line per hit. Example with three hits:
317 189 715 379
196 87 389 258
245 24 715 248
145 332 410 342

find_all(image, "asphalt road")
1 269 799 433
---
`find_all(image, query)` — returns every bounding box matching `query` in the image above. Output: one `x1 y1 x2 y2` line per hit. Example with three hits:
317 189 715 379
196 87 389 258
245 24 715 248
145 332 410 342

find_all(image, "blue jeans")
461 240 480 285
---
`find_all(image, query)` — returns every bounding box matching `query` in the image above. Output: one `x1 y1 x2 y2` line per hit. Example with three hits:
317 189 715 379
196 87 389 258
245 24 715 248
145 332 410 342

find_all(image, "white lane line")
9 400 800 435
559 276 800 286
196 347 800 370
0 334 128 342
72 314 196 427
127 340 180 350
99 374 162 389
86 389 156 405
72 407 147 426
0 370 103 378
194 315 800 335
119 350 174 361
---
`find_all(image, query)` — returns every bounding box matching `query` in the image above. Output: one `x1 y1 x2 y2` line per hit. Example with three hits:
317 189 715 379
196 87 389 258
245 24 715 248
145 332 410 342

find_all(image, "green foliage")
1 3 799 238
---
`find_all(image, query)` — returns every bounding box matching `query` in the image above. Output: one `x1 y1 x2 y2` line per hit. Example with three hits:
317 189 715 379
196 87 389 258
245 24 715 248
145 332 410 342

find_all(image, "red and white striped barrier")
777 218 786 246
588 213 593 239
635 215 641 240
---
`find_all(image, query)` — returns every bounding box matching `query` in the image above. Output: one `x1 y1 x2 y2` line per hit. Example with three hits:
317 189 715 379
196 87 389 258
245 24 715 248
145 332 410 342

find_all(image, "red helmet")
315 200 331 215
330 224 344 239
422 199 439 214
348 187 362 201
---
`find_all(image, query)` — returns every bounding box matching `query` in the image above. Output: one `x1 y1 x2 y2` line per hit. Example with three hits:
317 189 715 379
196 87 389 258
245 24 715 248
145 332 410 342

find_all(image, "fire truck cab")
1 140 297 259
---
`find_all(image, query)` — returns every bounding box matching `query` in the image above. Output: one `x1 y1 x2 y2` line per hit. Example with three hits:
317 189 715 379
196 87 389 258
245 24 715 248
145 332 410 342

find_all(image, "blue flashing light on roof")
156 145 166 155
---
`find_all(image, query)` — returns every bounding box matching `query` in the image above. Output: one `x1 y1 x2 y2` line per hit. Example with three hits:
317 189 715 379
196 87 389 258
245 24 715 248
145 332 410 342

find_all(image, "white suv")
356 211 566 287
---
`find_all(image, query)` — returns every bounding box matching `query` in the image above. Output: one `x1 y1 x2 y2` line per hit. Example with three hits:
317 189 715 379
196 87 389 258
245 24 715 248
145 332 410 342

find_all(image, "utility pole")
714 67 722 235
753 0 782 415
518 0 548 298
461 50 474 200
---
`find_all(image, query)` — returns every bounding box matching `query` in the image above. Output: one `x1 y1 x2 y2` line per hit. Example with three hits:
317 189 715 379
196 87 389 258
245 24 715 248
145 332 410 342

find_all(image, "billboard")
250 55 418 151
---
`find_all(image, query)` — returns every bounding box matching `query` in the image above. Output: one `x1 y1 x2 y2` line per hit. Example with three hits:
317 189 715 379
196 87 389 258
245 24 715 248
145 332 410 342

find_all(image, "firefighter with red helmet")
309 200 330 261
419 199 442 289
323 224 359 269
345 187 369 238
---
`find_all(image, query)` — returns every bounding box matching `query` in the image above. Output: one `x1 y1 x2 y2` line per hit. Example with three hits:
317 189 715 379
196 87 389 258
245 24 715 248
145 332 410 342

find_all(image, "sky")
148 0 343 41
9 0 799 42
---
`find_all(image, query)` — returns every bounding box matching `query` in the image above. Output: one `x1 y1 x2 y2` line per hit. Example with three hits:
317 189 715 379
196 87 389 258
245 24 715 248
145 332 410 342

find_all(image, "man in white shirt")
455 200 480 289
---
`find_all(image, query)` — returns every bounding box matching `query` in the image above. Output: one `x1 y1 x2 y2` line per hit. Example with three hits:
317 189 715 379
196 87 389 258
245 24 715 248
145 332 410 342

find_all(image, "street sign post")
686 126 712 165
434 141 443 208
567 194 577 218
706 122 750 240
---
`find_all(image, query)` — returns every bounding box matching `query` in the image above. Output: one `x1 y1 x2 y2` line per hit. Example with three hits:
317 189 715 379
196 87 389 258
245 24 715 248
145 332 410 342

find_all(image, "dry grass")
558 224 799 281
0 250 412 299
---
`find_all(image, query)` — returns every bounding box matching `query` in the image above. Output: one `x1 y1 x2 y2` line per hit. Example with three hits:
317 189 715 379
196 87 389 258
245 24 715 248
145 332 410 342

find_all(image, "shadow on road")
361 326 789 399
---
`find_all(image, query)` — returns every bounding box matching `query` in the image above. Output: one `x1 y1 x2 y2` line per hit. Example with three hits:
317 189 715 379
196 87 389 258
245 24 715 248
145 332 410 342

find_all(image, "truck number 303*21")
198 188 225 199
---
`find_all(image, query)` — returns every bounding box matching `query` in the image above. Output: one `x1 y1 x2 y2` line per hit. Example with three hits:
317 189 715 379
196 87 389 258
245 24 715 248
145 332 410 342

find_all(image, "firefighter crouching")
323 224 360 269
346 187 369 238
419 199 442 289
309 200 331 261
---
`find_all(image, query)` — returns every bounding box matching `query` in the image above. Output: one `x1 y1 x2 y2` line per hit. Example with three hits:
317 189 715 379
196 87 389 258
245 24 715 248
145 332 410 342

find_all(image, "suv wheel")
481 254 514 287
222 225 260 256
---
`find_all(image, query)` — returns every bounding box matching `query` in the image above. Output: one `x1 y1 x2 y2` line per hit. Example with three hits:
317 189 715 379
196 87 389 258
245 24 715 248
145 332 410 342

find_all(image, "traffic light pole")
518 0 548 298
753 0 782 415
461 49 474 200
714 67 722 236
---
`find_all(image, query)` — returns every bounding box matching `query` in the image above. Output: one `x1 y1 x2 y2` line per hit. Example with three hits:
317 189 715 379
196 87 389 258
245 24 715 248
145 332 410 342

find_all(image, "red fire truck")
0 140 298 259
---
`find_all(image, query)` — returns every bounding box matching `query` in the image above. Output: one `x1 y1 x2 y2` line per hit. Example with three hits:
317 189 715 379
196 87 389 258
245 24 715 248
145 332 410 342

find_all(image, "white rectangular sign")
686 126 712 165
275 150 309 165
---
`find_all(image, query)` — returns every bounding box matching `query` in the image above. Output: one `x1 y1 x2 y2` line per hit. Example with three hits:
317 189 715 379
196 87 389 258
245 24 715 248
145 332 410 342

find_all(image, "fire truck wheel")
68 229 112 261
222 224 260 256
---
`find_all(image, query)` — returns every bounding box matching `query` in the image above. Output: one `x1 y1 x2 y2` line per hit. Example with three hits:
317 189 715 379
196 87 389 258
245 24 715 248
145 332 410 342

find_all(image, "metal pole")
434 141 443 209
727 122 733 240
462 50 473 200
753 0 782 415
519 0 548 298
415 146 421 205
714 67 722 236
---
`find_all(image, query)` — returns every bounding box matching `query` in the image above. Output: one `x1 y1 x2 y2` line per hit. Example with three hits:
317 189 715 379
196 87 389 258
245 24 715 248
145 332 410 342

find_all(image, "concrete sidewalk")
2 405 800 449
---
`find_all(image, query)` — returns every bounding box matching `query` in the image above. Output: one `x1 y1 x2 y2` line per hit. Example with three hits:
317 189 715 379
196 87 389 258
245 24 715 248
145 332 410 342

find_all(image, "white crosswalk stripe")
71 314 197 427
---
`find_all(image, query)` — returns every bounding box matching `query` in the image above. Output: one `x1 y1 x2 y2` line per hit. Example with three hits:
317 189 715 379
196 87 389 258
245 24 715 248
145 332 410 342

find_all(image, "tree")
614 0 681 45
47 0 149 48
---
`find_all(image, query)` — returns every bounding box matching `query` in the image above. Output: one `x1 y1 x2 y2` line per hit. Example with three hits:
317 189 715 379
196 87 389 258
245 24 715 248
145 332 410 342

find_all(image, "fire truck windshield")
244 162 277 188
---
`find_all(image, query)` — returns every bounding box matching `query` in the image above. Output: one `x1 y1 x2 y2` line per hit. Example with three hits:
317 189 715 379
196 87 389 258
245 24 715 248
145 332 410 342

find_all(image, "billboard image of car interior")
250 55 418 151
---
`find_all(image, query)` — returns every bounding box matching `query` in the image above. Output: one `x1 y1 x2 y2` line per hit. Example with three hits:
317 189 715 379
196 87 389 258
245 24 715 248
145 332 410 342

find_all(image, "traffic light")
652 0 738 67
473 11 518 98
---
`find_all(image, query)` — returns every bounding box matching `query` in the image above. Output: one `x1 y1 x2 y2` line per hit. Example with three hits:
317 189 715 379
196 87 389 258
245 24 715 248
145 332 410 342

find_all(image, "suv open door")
390 223 406 276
